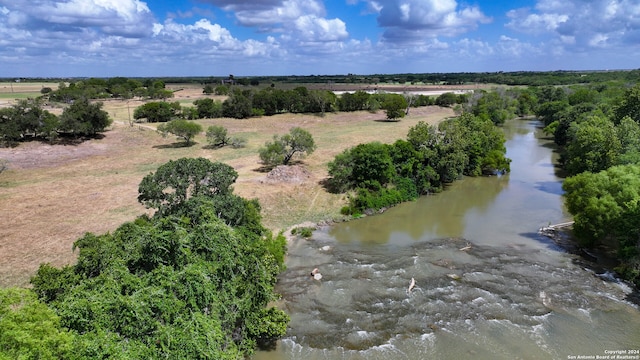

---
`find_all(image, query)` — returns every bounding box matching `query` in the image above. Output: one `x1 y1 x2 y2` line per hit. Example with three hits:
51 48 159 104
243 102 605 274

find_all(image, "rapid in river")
253 118 640 360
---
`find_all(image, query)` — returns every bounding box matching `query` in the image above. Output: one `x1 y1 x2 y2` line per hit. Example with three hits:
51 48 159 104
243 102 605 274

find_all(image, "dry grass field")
0 83 455 287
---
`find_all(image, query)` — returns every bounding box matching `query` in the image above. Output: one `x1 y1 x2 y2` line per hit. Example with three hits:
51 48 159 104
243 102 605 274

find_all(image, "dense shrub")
328 112 510 214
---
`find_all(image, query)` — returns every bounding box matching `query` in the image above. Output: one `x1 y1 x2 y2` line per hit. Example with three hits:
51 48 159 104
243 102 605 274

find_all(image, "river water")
254 118 640 360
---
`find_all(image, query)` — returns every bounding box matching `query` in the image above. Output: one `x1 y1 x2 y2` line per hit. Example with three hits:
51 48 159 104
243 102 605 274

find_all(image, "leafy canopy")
259 127 316 166
0 287 74 360
28 157 289 358
157 119 202 146
138 157 238 214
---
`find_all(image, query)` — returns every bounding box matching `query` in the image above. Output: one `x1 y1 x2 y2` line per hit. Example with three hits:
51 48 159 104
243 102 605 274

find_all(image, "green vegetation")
194 98 223 119
329 112 510 215
156 119 203 146
0 98 111 146
0 287 74 359
531 82 640 286
204 125 247 149
133 101 182 123
382 94 408 120
9 157 289 359
291 226 314 238
46 78 173 102
259 127 316 167
206 125 230 147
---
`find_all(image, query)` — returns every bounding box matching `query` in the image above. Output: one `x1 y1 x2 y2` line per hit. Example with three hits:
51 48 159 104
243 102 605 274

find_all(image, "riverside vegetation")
2 72 640 357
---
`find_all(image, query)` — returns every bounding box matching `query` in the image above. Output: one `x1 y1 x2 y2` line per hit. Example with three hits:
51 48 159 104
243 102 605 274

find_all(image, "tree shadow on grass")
373 118 401 123
153 142 196 149
252 160 305 173
318 177 342 194
2 133 106 148
202 144 224 150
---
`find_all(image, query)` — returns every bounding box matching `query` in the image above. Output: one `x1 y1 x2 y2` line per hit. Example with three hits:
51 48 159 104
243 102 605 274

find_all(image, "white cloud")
0 0 155 37
370 0 491 44
202 0 325 28
294 15 348 42
506 0 640 49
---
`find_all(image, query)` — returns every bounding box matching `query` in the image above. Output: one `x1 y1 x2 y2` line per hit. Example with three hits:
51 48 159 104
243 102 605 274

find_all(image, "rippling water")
253 119 640 360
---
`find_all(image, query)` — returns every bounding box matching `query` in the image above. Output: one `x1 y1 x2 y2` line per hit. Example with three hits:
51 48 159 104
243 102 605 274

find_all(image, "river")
253 118 640 360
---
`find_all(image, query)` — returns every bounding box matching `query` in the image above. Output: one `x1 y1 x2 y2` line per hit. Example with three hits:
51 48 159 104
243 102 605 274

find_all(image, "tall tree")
138 157 238 214
564 115 621 176
59 99 111 137
222 90 253 119
613 84 640 124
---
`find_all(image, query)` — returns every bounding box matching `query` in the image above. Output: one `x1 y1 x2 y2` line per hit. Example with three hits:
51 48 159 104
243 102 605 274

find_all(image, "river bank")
252 116 640 360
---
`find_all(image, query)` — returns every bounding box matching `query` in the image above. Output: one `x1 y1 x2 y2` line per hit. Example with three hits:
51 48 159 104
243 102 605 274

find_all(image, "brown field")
0 84 456 287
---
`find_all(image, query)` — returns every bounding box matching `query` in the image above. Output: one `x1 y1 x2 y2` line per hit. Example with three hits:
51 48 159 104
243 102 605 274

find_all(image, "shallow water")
253 119 640 360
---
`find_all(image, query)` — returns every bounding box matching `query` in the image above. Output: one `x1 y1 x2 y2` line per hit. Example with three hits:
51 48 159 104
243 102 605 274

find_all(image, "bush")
291 226 314 238
157 119 203 146
0 287 74 359
230 136 247 148
259 127 316 167
206 125 230 147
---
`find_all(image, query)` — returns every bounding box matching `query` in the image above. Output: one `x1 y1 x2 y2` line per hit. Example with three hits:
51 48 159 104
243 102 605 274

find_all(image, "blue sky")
0 0 639 77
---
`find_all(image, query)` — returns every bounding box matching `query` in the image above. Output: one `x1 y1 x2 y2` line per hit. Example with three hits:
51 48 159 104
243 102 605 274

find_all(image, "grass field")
0 85 454 287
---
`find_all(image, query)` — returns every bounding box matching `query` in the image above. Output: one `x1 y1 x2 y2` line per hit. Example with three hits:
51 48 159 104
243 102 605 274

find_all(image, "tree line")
327 112 511 215
132 87 468 123
45 78 174 103
530 82 640 286
0 98 111 146
1 158 289 359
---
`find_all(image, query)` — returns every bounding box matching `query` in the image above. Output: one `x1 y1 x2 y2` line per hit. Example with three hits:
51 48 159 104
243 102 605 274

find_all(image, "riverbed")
253 118 640 360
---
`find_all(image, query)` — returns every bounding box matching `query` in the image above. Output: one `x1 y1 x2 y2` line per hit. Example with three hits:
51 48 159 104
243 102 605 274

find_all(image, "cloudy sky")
1 0 639 77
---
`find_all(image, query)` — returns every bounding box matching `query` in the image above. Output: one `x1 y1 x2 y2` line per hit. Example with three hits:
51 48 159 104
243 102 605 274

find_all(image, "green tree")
564 165 640 252
31 205 288 358
564 115 621 176
202 84 214 94
382 94 408 120
206 125 230 147
535 100 570 126
1 99 57 141
222 90 253 119
435 119 469 183
59 99 111 137
157 119 202 146
470 90 516 125
616 116 640 165
613 84 640 124
138 157 238 214
0 287 74 359
337 91 370 111
214 85 230 95
193 98 223 118
435 92 458 107
259 127 316 166
133 101 181 123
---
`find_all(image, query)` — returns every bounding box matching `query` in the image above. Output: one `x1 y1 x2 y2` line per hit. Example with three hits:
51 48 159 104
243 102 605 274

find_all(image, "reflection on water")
328 119 568 249
252 119 640 360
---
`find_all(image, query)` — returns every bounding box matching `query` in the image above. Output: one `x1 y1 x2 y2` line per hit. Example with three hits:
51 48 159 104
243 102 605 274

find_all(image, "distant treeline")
4 69 639 87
